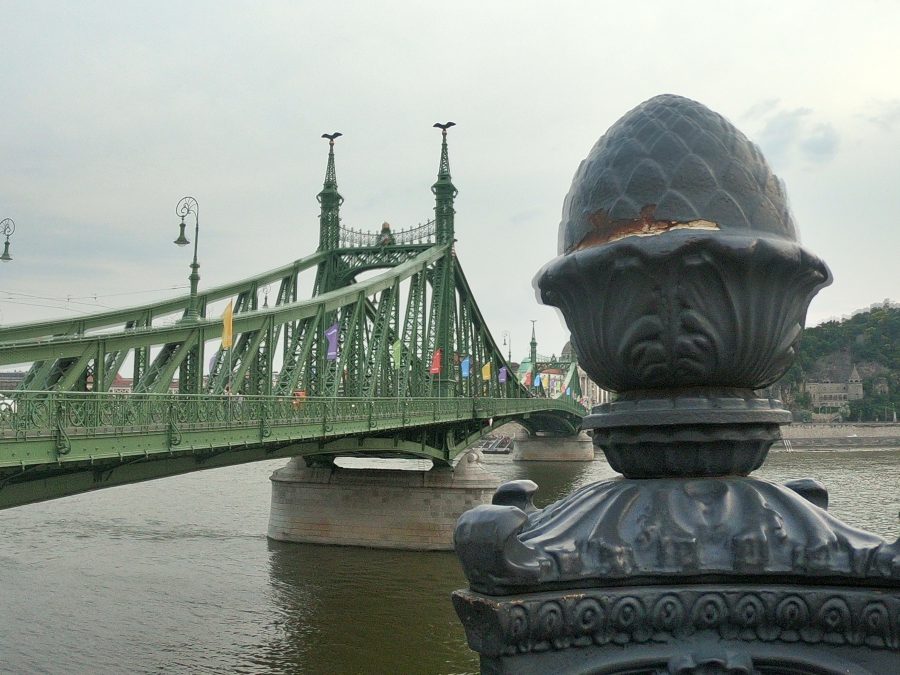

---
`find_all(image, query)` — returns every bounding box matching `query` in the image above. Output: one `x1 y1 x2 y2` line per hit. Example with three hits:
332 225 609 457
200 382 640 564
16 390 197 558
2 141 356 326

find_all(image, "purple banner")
498 366 508 384
325 322 340 361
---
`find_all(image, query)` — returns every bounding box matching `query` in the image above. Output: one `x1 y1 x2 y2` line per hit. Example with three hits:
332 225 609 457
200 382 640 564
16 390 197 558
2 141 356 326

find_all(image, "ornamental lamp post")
452 94 900 673
0 218 15 262
173 196 201 321
501 330 512 362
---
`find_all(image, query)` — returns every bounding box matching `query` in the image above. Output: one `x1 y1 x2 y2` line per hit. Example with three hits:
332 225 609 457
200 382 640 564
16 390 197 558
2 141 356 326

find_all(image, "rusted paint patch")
572 204 720 251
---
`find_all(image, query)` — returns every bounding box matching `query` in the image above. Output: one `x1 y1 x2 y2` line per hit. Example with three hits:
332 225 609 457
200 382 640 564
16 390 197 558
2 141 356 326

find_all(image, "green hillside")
775 303 899 421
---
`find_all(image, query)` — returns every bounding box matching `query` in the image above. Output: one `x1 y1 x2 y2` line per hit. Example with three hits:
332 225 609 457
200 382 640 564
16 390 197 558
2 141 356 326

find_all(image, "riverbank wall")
495 421 900 451
779 423 900 449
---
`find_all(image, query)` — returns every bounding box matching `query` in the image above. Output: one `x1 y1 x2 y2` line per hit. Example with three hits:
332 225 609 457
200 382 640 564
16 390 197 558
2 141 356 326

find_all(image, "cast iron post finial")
453 95 900 673
0 218 15 262
173 197 201 322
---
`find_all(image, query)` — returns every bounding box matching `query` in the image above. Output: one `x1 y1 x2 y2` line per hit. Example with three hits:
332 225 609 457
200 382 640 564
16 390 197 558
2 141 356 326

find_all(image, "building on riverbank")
804 364 863 412
0 370 25 389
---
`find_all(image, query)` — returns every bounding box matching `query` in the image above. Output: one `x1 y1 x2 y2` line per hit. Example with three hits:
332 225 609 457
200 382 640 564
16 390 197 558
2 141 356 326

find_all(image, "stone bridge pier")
495 421 594 461
268 450 498 550
512 434 593 461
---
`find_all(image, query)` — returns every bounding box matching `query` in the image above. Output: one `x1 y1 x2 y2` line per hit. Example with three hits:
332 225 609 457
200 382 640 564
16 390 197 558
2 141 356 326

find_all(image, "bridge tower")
317 132 343 253
313 132 348 296
428 123 458 396
529 321 537 373
267 124 502 549
528 320 539 394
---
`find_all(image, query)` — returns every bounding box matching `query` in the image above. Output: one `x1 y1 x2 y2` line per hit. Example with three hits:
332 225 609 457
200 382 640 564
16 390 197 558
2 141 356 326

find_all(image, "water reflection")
488 452 617 508
758 449 899 539
254 455 613 673
263 540 478 674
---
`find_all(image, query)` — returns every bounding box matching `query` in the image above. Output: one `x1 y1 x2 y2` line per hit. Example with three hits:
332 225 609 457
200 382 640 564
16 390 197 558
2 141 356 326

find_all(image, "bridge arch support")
267 446 500 550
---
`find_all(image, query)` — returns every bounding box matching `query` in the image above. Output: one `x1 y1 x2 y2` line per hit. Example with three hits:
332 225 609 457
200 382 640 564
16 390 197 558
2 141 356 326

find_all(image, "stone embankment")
779 423 900 449
496 422 900 451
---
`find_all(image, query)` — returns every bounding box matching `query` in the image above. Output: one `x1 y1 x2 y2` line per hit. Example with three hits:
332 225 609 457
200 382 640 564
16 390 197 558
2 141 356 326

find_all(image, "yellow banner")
481 361 491 379
221 300 234 349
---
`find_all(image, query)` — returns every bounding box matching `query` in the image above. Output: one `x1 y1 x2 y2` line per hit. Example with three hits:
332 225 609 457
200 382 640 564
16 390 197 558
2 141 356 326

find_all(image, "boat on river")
474 435 513 454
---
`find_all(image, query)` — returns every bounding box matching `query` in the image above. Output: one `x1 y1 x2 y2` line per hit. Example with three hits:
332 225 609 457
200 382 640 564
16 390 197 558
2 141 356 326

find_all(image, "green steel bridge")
0 127 585 509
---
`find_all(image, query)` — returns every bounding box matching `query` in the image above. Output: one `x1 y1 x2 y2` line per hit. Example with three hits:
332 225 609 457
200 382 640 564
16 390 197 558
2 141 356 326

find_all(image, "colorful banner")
481 361 491 380
325 322 340 361
430 348 443 374
499 366 508 384
461 356 471 378
221 300 234 350
391 340 402 370
523 371 533 387
534 373 542 388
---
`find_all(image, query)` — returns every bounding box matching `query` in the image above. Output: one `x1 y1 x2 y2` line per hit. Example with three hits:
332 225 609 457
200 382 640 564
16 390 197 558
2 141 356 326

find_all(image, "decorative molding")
455 478 900 596
452 585 900 658
538 233 830 394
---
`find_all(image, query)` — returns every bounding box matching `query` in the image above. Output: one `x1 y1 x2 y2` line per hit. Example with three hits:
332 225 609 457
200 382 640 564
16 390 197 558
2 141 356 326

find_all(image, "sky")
1 1 898 362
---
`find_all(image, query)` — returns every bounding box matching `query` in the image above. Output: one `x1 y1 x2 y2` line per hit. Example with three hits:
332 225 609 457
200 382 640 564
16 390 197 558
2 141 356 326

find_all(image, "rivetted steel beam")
0 245 448 366
0 441 313 510
0 251 329 343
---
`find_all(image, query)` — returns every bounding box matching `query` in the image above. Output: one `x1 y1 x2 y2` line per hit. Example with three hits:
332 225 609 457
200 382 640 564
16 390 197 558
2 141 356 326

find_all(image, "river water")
1 448 898 674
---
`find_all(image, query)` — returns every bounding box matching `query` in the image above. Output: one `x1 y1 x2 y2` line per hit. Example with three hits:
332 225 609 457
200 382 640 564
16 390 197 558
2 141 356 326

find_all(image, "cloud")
756 108 812 165
751 106 839 168
741 98 780 121
510 208 541 225
799 123 840 163
863 100 900 131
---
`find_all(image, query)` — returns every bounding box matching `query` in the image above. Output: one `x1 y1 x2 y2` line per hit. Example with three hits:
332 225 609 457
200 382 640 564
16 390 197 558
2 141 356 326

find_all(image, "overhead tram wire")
0 299 108 313
0 284 194 323
2 284 190 302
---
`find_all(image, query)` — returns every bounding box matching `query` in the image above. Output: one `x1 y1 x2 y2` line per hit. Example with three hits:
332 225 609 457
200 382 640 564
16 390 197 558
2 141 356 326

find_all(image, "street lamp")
0 218 15 262
502 330 512 361
173 197 200 321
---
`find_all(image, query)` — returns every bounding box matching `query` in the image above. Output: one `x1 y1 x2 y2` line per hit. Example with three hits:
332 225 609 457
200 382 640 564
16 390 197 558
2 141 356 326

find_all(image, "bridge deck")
0 391 584 508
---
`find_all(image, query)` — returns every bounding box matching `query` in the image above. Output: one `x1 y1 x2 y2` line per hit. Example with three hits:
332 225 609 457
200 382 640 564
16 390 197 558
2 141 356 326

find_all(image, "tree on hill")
774 304 899 421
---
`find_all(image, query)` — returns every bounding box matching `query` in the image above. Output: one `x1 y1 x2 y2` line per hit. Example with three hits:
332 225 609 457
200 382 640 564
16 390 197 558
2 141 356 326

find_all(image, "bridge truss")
0 128 585 508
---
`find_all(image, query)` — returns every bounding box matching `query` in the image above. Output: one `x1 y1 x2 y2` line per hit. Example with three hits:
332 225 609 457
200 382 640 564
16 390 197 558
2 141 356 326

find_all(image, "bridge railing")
0 390 586 459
